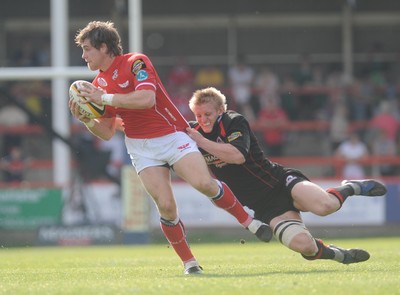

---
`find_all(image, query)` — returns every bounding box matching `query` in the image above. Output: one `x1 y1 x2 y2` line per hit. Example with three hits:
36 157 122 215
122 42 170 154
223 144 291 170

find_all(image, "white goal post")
0 67 94 80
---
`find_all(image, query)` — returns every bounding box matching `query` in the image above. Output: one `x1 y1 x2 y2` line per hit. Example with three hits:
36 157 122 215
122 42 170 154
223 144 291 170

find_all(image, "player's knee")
154 198 177 217
274 219 315 253
192 178 218 196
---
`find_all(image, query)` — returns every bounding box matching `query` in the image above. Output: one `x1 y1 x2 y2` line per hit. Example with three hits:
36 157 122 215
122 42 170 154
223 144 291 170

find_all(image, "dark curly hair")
75 21 123 56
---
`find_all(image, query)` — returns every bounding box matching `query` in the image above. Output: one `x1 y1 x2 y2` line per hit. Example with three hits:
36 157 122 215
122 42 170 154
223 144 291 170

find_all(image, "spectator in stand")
0 85 29 154
194 65 225 89
228 54 255 121
291 54 315 120
258 98 289 157
166 57 196 121
370 100 399 143
37 81 53 126
335 132 369 179
170 84 195 121
0 100 29 128
325 69 346 107
346 78 374 122
24 81 44 122
389 49 400 86
293 54 313 86
253 66 280 117
280 74 299 121
255 67 280 104
71 119 105 182
308 65 329 120
370 128 397 176
364 41 388 88
36 36 51 67
11 39 40 67
166 56 194 92
329 103 350 152
0 145 31 185
96 131 126 180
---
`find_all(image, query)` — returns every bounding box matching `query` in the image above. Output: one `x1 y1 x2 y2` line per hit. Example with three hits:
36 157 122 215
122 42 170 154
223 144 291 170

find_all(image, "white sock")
331 247 345 262
349 183 361 195
247 219 262 234
184 260 199 270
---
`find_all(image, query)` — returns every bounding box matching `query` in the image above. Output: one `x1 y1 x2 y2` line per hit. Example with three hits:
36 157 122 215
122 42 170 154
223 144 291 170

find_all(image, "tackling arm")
186 128 245 164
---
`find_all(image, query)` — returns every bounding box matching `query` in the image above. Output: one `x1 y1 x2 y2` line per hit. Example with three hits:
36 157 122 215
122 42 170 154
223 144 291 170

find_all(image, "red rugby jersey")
92 53 189 138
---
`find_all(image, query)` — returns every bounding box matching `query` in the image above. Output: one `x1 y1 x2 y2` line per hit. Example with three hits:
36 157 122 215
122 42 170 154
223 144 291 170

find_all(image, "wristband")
101 94 114 105
84 119 95 128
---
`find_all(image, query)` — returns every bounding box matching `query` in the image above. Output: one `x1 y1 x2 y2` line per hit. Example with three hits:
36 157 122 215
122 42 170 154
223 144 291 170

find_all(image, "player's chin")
87 63 97 71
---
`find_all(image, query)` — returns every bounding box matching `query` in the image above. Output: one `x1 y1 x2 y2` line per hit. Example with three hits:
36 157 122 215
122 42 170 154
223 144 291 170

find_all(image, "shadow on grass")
177 268 343 278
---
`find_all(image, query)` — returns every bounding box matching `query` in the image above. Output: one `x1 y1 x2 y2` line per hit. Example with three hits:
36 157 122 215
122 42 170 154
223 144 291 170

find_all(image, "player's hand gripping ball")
69 80 106 119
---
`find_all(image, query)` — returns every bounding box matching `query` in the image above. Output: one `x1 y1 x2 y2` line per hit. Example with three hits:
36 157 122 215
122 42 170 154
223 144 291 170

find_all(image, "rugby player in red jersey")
68 21 272 275
187 87 387 265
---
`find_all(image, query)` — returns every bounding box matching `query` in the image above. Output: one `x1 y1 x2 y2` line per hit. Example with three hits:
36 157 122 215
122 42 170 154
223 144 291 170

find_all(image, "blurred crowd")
164 53 400 179
1 47 400 184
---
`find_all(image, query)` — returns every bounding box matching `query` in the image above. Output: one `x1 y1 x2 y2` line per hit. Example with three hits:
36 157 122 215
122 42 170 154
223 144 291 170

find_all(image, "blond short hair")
189 87 227 112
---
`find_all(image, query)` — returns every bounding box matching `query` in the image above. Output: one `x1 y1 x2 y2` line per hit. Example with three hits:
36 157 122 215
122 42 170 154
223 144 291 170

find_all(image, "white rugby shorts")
125 131 200 173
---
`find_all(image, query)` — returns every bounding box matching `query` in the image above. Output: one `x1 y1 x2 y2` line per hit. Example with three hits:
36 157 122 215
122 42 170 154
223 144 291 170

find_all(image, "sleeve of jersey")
128 54 157 92
226 117 251 158
103 105 116 118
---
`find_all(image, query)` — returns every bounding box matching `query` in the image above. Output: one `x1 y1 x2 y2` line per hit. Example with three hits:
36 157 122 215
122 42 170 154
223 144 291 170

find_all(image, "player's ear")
100 42 109 53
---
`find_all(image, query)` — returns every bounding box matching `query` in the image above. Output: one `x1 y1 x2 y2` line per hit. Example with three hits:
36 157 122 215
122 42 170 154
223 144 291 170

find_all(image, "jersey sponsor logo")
204 153 227 168
118 80 130 88
97 77 108 87
131 59 146 75
227 131 242 142
136 70 148 81
285 175 297 187
112 69 118 80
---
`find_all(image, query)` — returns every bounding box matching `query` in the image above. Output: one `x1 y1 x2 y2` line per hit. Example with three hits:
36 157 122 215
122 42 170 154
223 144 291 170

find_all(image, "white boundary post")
121 165 150 244
51 0 70 187
129 0 142 52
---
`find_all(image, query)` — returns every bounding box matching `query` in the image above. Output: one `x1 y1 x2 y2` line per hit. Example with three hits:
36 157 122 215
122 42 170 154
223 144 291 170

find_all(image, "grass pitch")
0 237 399 295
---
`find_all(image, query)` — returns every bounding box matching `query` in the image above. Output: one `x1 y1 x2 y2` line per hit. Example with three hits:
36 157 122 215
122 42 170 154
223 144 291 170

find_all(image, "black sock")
301 239 335 260
336 184 355 197
326 185 354 208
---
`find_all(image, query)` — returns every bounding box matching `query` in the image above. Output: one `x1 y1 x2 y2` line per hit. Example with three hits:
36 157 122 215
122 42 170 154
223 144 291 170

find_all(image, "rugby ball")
69 80 106 119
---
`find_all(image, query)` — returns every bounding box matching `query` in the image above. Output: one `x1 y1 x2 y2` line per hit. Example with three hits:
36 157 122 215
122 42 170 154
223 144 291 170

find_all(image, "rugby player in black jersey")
187 87 387 264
